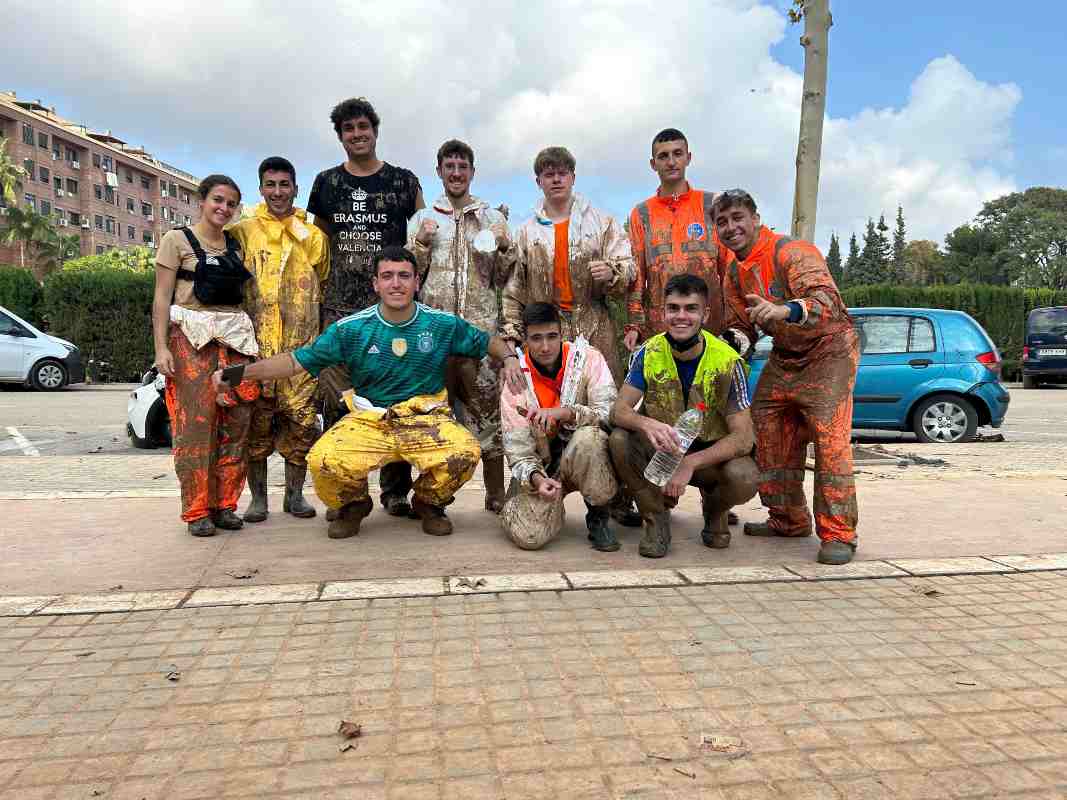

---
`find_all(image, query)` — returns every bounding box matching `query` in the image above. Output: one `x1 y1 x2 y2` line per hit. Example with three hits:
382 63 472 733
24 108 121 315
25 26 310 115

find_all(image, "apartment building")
0 91 200 265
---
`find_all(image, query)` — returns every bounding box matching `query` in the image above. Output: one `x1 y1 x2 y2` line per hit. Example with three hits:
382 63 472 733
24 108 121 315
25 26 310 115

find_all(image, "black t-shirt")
307 162 421 318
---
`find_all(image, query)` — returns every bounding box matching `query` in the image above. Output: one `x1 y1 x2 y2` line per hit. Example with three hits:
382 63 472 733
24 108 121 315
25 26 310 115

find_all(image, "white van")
0 304 84 390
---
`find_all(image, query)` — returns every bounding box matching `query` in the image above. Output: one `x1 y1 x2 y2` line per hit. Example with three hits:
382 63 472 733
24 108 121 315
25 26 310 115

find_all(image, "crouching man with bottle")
500 303 621 552
610 274 759 558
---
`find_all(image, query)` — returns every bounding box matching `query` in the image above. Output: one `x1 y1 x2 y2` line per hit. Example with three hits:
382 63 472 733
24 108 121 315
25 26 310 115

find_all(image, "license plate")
1040 348 1067 356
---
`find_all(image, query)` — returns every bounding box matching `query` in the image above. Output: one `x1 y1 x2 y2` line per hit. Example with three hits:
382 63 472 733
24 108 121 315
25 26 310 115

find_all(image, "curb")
2 553 1066 618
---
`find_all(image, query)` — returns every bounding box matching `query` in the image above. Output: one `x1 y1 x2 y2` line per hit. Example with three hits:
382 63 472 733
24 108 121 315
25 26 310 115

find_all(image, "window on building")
24 159 35 180
66 178 78 195
94 215 103 230
104 187 115 205
127 225 135 240
40 200 51 216
65 147 77 162
52 144 61 161
160 183 167 198
105 217 115 234
126 197 135 213
39 167 49 184
53 176 62 192
96 246 104 255
25 194 37 211
22 124 34 145
92 153 101 168
52 206 62 220
169 182 178 198
180 190 190 204
125 170 133 183
102 156 113 171
184 214 192 225
94 185 103 200
161 207 170 221
37 132 48 149
140 176 150 190
142 202 152 217
143 231 153 244
69 211 80 225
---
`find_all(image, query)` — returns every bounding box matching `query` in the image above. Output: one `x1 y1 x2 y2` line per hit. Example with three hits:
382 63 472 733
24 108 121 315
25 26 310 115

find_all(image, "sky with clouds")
6 0 1064 252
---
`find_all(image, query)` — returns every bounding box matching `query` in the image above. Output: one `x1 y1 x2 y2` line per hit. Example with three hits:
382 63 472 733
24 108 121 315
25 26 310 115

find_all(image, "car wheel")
149 397 172 448
913 394 978 443
30 359 68 391
1022 374 1039 389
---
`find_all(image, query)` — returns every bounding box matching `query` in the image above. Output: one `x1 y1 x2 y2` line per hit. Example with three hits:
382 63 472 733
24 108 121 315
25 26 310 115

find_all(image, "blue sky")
7 0 1064 250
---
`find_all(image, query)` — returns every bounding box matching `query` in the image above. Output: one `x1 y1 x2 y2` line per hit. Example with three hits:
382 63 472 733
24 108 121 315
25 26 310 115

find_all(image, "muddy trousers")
247 382 319 465
609 428 759 520
164 325 256 523
751 346 859 544
501 428 618 550
307 407 481 511
446 355 502 460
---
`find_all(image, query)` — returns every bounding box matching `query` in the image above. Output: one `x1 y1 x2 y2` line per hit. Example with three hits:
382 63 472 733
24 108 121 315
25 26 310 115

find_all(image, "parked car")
747 308 1010 443
127 367 172 449
1022 306 1067 388
0 304 85 390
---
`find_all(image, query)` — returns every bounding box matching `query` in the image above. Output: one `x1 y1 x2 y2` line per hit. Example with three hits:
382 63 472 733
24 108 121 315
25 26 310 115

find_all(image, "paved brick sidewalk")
2 572 1066 799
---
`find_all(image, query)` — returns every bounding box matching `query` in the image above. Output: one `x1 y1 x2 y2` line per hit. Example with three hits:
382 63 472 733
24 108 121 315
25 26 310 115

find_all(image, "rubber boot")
700 492 731 550
327 499 373 539
482 454 506 515
188 518 216 537
283 461 317 518
638 511 671 558
585 505 620 552
412 497 453 536
743 520 813 538
243 459 269 523
817 540 857 565
610 491 643 528
213 508 244 530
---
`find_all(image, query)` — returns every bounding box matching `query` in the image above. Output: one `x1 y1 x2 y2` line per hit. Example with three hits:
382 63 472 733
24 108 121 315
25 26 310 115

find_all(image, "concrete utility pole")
790 0 831 242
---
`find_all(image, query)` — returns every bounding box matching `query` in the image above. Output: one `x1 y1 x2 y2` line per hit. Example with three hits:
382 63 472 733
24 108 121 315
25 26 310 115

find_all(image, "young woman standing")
152 175 260 536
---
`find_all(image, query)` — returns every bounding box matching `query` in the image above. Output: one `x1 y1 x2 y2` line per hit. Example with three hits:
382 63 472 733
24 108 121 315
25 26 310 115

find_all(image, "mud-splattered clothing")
722 226 859 544
408 194 514 461
164 325 258 522
307 162 421 320
307 389 480 510
294 303 489 409
231 204 330 465
501 427 618 550
626 187 727 340
500 342 618 549
502 193 634 383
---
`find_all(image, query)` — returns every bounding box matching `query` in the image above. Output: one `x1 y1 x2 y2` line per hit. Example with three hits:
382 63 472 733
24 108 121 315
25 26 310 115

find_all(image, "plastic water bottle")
643 402 706 487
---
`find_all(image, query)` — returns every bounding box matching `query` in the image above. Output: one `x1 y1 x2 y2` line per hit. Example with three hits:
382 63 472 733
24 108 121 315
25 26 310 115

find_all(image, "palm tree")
0 206 56 271
0 135 26 206
35 231 81 278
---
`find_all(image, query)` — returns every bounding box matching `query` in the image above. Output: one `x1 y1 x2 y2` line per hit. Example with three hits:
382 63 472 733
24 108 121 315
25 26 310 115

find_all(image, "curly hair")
330 97 380 136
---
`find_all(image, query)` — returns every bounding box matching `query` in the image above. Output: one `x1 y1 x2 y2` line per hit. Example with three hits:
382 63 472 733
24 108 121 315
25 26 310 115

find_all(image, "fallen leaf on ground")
647 753 672 761
700 734 748 758
166 671 180 682
455 577 487 589
75 651 94 657
338 720 362 739
923 589 943 597
673 767 696 778
226 568 259 580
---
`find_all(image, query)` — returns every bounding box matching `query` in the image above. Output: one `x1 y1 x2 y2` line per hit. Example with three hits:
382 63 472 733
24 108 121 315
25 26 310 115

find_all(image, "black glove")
720 329 745 355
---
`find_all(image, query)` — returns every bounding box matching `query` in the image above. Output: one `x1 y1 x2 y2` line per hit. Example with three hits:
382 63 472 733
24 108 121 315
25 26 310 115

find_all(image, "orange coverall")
722 226 860 544
626 187 728 340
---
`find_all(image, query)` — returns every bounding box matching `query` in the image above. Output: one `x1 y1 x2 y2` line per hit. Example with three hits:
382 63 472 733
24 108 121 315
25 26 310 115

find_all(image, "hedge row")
0 266 43 325
41 268 155 381
843 284 1067 380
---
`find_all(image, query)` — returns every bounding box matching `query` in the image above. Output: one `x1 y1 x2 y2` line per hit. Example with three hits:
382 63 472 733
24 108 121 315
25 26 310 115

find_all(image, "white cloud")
6 1 1020 250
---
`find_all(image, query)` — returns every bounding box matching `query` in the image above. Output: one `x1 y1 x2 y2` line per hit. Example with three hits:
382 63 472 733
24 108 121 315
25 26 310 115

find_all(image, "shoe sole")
285 508 317 518
243 512 268 523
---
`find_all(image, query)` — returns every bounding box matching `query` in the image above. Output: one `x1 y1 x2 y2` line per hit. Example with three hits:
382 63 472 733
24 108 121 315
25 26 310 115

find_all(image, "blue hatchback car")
747 308 1010 443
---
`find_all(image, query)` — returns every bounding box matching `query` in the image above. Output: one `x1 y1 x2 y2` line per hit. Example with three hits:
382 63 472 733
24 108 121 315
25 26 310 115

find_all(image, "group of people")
152 96 860 566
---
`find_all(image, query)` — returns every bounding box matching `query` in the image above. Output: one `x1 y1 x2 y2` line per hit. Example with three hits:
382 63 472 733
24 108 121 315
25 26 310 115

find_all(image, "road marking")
5 427 40 457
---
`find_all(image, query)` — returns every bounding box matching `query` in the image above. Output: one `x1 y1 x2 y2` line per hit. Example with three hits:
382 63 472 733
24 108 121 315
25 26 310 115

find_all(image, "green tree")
63 246 154 273
902 240 944 285
943 223 1012 285
892 206 907 281
853 218 886 284
0 135 26 206
843 232 860 286
826 232 842 285
35 232 82 278
0 205 55 272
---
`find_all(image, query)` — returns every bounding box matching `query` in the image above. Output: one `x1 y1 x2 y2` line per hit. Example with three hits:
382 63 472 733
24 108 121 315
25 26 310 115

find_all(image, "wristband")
221 364 246 387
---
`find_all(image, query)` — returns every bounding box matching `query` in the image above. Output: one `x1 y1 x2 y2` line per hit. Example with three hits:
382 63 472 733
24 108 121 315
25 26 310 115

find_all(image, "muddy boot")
243 459 269 523
701 509 731 550
585 505 620 552
482 454 506 514
610 492 643 528
817 540 856 565
327 499 373 539
282 461 317 519
213 509 244 530
743 521 812 538
638 511 671 558
412 497 453 536
325 508 339 522
188 518 216 537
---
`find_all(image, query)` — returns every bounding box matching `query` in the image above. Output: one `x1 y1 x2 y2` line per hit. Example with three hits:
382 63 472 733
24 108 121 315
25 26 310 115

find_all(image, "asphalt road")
1 381 1064 457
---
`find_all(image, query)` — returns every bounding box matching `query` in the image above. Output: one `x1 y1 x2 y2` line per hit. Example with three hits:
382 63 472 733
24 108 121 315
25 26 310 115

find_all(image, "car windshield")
1029 308 1067 335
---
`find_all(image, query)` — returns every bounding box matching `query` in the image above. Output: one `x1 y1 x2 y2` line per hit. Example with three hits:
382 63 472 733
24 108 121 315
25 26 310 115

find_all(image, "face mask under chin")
666 329 702 352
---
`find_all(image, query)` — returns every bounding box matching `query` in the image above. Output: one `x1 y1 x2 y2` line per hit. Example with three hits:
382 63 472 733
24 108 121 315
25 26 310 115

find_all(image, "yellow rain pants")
307 390 480 510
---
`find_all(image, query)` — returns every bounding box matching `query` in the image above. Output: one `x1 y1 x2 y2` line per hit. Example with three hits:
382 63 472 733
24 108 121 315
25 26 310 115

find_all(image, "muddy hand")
490 222 510 251
623 329 640 352
416 218 439 246
745 293 788 326
210 369 226 392
502 358 526 395
589 260 612 282
155 348 175 378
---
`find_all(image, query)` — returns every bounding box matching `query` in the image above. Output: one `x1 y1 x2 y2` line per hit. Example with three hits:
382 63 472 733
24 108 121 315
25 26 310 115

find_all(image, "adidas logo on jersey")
367 344 380 354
